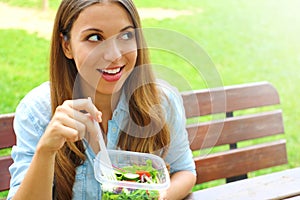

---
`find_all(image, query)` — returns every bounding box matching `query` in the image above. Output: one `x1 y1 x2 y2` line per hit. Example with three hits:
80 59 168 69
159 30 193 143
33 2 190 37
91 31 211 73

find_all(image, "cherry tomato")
136 170 151 178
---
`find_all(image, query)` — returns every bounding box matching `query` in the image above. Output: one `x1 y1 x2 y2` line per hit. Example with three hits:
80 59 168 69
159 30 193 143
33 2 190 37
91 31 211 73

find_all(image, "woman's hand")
159 190 168 200
159 171 196 200
36 98 102 155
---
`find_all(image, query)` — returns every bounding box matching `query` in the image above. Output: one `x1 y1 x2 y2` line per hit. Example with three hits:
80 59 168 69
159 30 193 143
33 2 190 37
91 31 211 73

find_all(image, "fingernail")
97 112 102 122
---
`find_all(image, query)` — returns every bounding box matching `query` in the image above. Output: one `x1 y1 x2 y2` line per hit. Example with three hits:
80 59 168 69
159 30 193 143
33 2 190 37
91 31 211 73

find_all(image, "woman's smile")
97 66 125 82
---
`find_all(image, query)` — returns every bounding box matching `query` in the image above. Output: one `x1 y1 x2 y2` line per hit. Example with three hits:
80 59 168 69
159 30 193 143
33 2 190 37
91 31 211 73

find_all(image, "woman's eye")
88 34 102 42
119 31 134 40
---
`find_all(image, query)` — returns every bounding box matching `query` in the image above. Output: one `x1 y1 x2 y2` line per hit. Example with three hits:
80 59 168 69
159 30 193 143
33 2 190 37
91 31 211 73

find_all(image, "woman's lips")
97 66 125 82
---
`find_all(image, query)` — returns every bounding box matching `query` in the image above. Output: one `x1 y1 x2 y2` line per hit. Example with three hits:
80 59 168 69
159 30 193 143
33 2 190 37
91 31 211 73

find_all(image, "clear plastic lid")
94 149 170 190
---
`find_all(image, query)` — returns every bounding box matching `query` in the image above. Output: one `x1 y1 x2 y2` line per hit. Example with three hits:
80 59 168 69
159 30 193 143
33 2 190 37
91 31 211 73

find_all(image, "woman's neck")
78 77 121 118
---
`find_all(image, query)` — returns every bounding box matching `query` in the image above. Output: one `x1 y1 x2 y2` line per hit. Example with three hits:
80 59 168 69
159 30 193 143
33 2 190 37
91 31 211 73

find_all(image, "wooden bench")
0 81 287 199
185 167 300 199
0 113 15 199
182 81 287 185
0 113 16 199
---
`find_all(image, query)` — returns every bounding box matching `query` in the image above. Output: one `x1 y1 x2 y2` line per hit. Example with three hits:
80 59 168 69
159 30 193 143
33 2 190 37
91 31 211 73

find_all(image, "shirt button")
112 127 117 133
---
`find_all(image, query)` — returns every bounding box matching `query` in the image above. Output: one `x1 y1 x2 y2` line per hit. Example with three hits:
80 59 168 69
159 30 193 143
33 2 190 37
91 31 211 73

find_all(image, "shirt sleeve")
161 84 196 176
7 83 51 200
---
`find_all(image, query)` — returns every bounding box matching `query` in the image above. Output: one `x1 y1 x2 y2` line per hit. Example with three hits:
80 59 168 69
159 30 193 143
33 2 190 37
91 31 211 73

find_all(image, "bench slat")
185 167 300 200
194 140 287 183
188 110 284 150
182 82 280 118
0 156 13 191
0 113 15 149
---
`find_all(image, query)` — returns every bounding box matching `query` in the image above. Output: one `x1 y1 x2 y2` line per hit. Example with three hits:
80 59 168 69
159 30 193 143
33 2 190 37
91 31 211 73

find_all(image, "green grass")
0 30 49 114
0 0 60 9
1 0 300 198
134 0 203 10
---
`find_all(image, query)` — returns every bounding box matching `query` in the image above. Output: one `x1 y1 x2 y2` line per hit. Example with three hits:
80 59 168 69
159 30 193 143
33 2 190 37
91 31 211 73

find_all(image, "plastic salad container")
94 150 170 200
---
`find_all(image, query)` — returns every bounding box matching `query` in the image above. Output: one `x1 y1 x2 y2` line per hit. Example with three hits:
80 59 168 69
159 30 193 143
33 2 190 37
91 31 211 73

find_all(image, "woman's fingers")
40 98 102 153
55 124 79 142
58 100 99 138
63 98 102 122
59 113 86 140
57 98 102 138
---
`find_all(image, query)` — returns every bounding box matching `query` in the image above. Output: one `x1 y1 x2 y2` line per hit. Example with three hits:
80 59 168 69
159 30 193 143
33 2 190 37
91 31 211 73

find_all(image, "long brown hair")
50 0 170 199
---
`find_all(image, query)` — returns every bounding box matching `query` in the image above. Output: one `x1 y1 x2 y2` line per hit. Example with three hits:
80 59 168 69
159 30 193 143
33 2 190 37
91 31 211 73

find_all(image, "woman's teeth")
101 67 121 74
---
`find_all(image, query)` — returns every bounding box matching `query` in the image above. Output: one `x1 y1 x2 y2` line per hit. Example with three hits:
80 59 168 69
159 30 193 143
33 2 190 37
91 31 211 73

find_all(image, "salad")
101 160 161 200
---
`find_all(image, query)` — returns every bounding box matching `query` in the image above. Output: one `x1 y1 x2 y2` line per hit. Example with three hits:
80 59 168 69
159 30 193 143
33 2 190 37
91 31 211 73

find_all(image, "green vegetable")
123 173 140 180
101 160 161 200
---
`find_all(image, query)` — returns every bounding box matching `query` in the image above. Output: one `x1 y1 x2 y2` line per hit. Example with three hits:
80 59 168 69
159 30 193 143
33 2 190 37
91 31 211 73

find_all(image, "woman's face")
62 3 137 95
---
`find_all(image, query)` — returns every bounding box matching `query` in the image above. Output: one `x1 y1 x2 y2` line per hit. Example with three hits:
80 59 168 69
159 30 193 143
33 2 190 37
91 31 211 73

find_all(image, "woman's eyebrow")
81 25 134 34
120 25 135 32
82 28 103 33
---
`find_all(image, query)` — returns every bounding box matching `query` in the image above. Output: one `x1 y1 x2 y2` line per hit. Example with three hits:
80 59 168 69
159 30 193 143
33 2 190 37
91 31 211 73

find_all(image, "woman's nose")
103 38 122 62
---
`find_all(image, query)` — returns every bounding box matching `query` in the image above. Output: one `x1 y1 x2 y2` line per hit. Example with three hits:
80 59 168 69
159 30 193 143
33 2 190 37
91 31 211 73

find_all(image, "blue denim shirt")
7 81 196 200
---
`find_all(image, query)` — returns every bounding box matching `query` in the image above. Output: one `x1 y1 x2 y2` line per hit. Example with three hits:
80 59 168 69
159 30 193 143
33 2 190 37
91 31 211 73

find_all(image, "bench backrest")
0 81 287 193
182 81 287 184
0 113 15 192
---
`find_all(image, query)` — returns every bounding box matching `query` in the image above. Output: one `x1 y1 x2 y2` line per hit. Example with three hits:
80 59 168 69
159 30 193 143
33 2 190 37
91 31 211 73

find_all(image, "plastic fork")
89 98 116 181
93 120 116 181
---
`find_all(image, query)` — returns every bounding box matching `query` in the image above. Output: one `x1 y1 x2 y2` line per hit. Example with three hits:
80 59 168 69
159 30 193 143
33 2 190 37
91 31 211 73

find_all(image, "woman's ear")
60 33 73 59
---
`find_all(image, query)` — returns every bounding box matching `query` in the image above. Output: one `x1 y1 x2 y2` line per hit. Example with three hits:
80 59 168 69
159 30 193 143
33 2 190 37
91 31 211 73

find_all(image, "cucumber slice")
123 173 139 180
114 171 123 177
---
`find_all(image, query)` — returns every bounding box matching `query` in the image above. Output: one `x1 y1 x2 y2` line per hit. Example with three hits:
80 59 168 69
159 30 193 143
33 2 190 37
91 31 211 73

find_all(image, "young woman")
8 0 196 199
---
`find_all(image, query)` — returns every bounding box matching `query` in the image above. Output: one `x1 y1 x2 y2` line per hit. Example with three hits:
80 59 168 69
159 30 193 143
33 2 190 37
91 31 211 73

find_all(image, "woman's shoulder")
19 81 50 104
156 80 186 121
15 81 51 118
157 80 183 107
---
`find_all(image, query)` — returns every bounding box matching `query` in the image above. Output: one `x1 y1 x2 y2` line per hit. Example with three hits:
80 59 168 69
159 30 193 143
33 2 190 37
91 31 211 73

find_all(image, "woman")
8 0 196 199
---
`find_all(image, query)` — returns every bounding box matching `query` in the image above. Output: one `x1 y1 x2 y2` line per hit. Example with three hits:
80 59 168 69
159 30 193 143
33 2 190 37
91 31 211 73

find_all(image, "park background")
1 0 300 197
